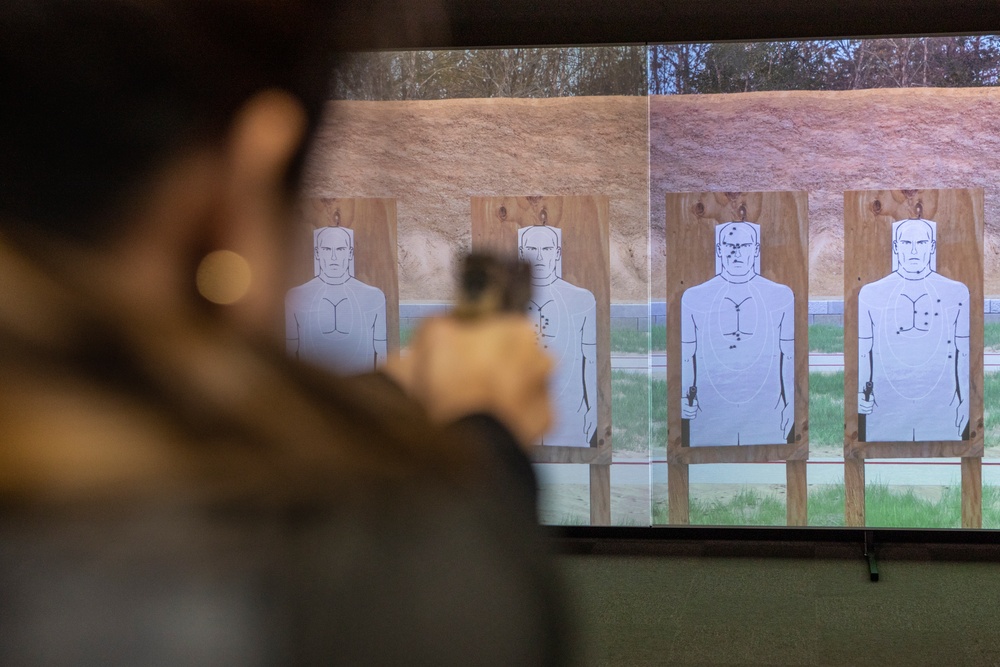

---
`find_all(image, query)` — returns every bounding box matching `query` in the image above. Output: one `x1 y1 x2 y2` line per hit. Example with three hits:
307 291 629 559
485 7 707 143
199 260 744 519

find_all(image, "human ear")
224 89 308 210
212 89 308 330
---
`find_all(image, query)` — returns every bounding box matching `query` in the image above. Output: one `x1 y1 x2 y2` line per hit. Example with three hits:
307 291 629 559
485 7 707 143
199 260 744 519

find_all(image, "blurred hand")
385 315 553 448
681 397 700 420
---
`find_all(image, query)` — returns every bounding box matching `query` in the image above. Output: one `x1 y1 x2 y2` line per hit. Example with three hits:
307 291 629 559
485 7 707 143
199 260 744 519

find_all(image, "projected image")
858 218 970 441
680 221 795 446
286 226 388 375
519 225 598 447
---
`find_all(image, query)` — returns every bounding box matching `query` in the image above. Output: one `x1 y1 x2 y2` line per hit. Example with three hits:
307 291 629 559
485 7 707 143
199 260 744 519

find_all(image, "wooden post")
962 457 982 529
786 459 808 526
844 456 866 527
590 464 612 525
668 462 690 525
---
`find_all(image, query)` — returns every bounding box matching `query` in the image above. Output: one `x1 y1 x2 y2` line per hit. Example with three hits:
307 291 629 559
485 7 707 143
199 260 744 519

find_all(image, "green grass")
690 487 787 526
984 373 1000 454
610 329 649 354
616 369 846 459
654 483 1000 529
986 322 1000 351
808 368 1000 457
653 483 983 528
808 371 845 456
400 325 414 348
984 485 1000 529
808 324 843 353
610 370 662 454
608 325 666 354
865 483 961 528
807 485 846 527
651 325 666 352
651 374 666 455
809 322 1000 353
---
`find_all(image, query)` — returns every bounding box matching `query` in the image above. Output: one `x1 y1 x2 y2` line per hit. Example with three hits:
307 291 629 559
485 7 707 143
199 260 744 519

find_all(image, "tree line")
330 46 646 100
330 37 1000 100
650 36 1000 95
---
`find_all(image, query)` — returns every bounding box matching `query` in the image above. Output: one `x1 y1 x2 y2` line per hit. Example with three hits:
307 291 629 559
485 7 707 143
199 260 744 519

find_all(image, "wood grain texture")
530 445 611 465
590 464 612 525
293 198 400 353
844 457 866 527
786 459 808 526
668 462 690 525
843 189 983 526
665 191 809 525
857 441 983 459
671 442 809 465
471 195 612 524
962 457 983 529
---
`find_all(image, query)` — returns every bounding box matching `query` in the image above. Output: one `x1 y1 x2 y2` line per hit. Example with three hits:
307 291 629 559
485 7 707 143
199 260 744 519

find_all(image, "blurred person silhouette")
0 1 573 665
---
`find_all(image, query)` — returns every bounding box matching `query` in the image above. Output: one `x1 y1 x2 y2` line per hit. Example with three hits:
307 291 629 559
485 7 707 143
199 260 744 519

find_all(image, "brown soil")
305 96 650 302
651 87 1000 298
537 482 650 526
305 88 1000 304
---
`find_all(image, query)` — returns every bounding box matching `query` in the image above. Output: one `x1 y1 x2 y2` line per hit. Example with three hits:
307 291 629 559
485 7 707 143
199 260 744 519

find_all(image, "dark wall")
344 0 1000 50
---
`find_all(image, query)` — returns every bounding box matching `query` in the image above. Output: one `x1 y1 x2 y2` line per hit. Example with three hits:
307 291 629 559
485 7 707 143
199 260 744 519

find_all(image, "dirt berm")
305 88 1000 302
305 96 649 302
651 87 1000 298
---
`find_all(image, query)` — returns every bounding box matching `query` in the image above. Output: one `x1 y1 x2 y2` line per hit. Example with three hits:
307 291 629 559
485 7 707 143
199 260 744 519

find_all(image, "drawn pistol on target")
681 355 697 447
858 348 874 442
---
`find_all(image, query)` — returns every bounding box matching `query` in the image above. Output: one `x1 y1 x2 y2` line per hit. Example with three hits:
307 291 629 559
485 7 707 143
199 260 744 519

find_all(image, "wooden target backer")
666 191 809 525
843 188 983 528
471 195 612 524
291 198 400 354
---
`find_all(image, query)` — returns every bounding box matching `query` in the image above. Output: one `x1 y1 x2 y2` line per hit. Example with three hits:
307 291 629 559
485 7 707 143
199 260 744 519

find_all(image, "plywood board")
843 188 984 528
471 195 612 455
666 191 809 460
844 189 983 458
290 197 400 356
665 191 809 525
472 195 612 524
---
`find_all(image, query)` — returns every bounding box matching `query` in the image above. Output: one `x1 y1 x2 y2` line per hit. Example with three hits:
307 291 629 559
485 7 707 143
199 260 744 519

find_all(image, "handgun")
686 385 697 407
863 381 873 401
452 252 532 320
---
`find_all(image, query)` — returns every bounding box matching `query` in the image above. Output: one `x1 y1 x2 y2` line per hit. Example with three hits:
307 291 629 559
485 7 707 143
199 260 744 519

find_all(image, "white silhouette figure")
858 218 969 441
519 225 597 447
680 222 794 446
286 226 387 375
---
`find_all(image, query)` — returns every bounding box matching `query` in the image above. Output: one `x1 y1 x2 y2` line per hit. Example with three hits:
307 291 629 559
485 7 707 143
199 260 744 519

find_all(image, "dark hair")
0 0 338 244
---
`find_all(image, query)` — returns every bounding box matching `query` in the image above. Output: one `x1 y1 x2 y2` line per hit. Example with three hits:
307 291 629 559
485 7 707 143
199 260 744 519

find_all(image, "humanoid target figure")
519 225 597 447
286 226 387 375
681 222 794 446
858 218 969 441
